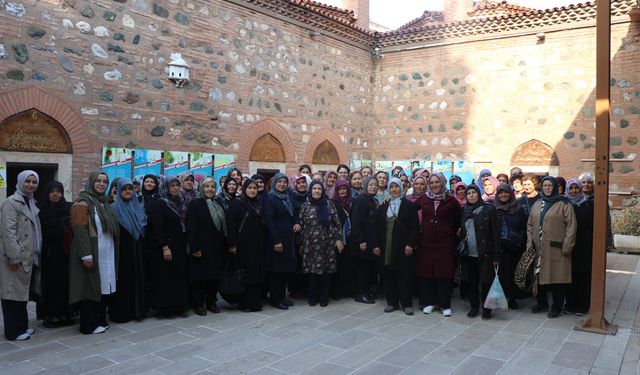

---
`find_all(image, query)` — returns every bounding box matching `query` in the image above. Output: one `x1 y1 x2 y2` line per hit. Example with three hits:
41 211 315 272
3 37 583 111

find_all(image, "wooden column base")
575 318 618 335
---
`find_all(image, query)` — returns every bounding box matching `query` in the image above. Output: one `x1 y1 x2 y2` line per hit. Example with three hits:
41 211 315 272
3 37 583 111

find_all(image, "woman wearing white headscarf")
0 170 41 341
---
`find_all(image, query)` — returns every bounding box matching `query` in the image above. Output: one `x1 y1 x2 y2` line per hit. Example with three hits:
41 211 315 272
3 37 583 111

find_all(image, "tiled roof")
473 0 536 17
378 0 637 48
396 11 445 31
297 0 357 24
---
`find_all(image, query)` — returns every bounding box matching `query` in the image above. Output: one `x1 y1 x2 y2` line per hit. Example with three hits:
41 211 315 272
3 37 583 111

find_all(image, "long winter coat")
0 192 39 301
571 200 594 273
527 199 577 285
461 203 501 284
186 198 226 281
415 194 462 279
299 200 342 274
377 199 419 271
263 193 297 273
226 198 267 285
69 201 119 304
350 193 380 261
149 200 188 312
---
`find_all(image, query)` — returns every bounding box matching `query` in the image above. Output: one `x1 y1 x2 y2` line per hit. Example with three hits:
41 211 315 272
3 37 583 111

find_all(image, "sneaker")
26 328 34 335
423 305 434 314
442 308 452 317
384 305 398 313
92 326 107 334
404 307 414 316
16 332 31 341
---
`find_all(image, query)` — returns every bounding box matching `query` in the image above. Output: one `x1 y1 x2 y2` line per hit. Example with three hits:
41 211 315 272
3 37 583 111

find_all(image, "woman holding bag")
460 185 501 319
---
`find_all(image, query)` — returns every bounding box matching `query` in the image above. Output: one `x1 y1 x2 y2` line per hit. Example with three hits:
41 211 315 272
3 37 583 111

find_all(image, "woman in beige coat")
0 170 41 341
527 176 577 319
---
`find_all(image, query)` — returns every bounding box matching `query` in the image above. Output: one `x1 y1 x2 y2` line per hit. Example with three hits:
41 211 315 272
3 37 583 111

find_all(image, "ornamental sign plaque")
0 109 72 153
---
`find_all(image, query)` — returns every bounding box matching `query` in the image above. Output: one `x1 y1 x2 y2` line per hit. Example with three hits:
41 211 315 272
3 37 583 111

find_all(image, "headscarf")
323 170 338 196
426 172 448 201
494 183 520 214
79 171 119 236
107 177 121 203
413 168 428 179
309 180 330 229
194 173 205 186
180 173 198 207
161 175 186 231
240 179 261 216
565 178 586 206
199 177 227 235
406 175 427 203
392 168 405 178
463 184 483 220
216 176 237 210
362 176 377 197
331 179 352 211
270 172 293 216
289 173 310 192
481 176 500 202
539 176 565 225
39 180 69 230
387 177 403 218
579 172 595 183
449 174 462 187
475 168 492 196
16 170 42 264
111 178 147 240
452 181 467 207
141 174 160 208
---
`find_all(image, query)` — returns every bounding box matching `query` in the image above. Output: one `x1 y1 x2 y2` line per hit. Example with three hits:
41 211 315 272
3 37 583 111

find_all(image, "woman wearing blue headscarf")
263 173 299 310
527 176 576 319
111 178 148 322
0 170 41 340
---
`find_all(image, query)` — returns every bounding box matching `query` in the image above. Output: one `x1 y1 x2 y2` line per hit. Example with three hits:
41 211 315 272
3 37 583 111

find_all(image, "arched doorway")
0 109 74 201
303 128 349 173
511 139 560 176
312 140 341 172
249 133 287 183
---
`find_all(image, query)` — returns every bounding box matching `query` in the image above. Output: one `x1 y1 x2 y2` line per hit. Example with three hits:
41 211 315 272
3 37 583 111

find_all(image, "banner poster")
349 160 372 171
213 154 236 183
133 149 163 180
432 161 453 183
101 147 133 182
189 152 214 177
374 161 394 173
164 151 190 176
453 161 475 185
0 165 6 188
409 160 432 174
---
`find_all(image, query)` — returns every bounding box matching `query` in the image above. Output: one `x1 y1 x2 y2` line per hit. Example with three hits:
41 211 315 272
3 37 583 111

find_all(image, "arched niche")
249 133 286 162
0 109 72 153
312 140 340 165
511 139 560 166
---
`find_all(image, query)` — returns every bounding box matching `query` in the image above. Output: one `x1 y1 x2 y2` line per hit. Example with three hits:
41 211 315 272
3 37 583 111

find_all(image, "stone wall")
0 0 374 193
373 21 640 195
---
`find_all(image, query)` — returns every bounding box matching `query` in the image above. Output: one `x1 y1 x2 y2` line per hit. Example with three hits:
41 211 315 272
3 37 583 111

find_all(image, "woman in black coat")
111 178 148 323
288 173 310 299
38 181 72 328
494 184 527 309
331 179 354 299
378 178 419 315
350 176 381 304
263 173 299 310
226 179 268 312
186 177 227 316
460 185 500 320
564 178 593 316
149 176 189 316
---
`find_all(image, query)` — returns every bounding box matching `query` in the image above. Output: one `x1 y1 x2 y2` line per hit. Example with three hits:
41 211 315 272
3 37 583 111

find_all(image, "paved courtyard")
0 253 638 375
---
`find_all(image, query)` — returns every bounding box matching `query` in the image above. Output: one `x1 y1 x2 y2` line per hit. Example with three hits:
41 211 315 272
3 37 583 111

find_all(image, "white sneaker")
423 305 434 314
16 332 31 341
442 308 452 317
92 326 107 334
26 328 34 335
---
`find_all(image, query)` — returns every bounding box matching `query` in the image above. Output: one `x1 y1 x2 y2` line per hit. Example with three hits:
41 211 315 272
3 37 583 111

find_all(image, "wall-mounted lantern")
168 53 189 87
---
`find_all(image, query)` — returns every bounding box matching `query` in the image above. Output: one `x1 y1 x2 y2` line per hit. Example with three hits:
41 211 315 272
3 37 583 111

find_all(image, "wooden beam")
576 0 618 335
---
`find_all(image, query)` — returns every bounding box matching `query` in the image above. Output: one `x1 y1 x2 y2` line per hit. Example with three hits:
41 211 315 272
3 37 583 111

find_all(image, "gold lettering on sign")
9 127 60 152
250 133 286 162
0 109 72 153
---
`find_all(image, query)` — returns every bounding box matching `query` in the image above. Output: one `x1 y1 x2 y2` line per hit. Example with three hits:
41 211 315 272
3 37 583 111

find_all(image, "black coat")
350 193 380 260
461 203 501 284
186 198 226 281
517 193 541 219
263 193 297 273
497 206 527 255
226 198 267 285
148 200 189 312
572 200 594 273
377 198 419 271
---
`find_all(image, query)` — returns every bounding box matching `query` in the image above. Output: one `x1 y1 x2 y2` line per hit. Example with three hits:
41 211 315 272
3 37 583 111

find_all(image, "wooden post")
576 0 617 335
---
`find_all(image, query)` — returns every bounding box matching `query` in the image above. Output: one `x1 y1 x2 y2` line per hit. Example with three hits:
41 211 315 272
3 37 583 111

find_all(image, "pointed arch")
511 139 559 166
0 85 92 153
238 119 296 164
303 128 348 164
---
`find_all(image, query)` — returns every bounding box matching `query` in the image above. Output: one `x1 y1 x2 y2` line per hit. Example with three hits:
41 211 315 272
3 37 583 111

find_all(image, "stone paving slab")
0 253 637 374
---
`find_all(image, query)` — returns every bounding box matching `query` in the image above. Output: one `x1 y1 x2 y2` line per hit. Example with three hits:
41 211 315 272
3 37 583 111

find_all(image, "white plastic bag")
484 265 508 310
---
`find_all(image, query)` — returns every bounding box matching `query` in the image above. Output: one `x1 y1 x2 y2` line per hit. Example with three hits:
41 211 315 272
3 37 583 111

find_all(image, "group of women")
0 163 595 340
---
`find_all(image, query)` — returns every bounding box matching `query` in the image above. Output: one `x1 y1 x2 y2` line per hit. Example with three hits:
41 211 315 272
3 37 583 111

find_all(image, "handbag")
219 257 246 296
514 246 536 292
484 265 508 310
455 236 468 256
